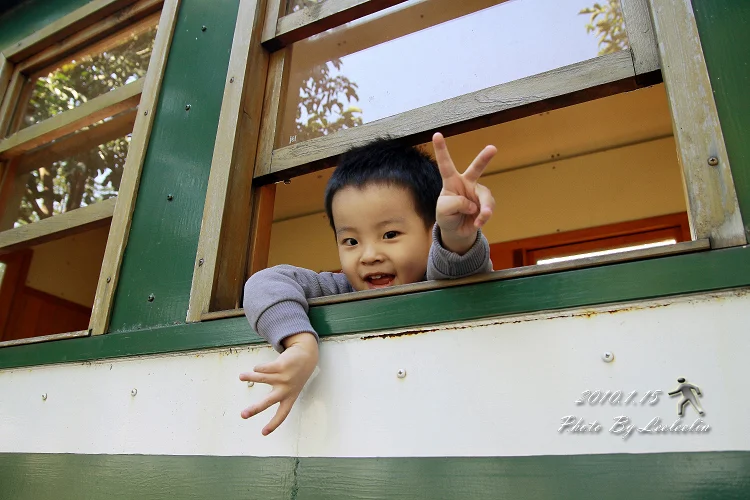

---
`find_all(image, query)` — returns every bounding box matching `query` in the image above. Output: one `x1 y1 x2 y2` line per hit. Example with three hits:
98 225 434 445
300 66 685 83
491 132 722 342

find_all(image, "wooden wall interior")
0 223 109 341
268 82 688 271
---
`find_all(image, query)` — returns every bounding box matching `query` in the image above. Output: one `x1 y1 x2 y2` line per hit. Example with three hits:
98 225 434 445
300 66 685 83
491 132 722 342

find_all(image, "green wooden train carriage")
1 0 749 498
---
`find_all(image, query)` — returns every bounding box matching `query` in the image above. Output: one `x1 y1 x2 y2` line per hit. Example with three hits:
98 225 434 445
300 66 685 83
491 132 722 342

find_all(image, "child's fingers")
262 398 296 436
473 184 495 227
252 360 281 374
437 195 478 217
239 371 280 385
241 391 282 419
463 145 497 184
432 132 458 184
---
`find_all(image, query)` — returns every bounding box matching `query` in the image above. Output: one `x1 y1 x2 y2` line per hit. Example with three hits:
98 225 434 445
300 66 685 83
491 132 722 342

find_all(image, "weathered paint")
693 0 750 235
107 0 240 333
1 290 748 458
0 0 90 52
1 452 749 500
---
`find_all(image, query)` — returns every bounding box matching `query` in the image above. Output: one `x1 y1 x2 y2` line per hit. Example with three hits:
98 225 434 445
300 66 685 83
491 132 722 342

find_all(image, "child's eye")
383 231 399 240
342 238 358 246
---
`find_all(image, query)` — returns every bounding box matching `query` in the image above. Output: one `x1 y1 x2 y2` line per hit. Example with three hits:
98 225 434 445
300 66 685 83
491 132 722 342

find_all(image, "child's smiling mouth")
364 273 396 289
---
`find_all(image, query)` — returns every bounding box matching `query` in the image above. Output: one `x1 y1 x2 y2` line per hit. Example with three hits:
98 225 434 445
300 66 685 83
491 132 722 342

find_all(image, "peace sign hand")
433 132 497 255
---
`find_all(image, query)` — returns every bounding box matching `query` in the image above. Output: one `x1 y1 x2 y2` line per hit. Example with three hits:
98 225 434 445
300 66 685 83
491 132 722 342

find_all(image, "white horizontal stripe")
1 289 749 457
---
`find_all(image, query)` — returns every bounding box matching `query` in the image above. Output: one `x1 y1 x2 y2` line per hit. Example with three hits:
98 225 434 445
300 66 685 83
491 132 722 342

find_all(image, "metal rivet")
167 194 174 201
201 25 207 32
198 258 204 267
148 294 155 302
106 277 111 283
230 77 235 83
602 351 614 363
397 369 407 379
185 104 191 111
708 156 719 166
131 388 138 397
42 393 47 401
247 381 254 387
144 110 149 116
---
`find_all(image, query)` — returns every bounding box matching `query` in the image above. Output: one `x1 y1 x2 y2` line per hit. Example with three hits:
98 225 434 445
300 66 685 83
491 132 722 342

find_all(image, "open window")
0 0 179 345
190 0 745 321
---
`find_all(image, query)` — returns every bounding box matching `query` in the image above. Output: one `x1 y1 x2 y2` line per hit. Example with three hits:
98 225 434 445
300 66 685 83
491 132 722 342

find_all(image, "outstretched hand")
239 332 318 436
433 132 497 254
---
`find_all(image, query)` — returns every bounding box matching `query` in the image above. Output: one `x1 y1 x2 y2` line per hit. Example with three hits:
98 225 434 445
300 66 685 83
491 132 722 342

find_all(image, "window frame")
188 0 746 322
0 0 181 345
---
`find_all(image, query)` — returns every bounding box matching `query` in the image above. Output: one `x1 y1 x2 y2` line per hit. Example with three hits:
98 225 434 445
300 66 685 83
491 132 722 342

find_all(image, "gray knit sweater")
244 224 492 351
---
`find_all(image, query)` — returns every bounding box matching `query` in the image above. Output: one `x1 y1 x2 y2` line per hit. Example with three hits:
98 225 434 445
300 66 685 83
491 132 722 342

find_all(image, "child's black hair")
324 137 442 232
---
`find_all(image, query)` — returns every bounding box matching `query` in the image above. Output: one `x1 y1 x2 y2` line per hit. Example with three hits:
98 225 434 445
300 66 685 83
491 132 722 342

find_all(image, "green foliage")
15 26 156 225
293 59 362 142
285 0 363 142
580 0 628 55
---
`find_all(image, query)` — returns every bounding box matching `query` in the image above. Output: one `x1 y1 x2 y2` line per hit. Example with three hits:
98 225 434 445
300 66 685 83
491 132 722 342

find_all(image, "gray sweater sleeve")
244 265 354 352
426 223 494 280
244 225 492 352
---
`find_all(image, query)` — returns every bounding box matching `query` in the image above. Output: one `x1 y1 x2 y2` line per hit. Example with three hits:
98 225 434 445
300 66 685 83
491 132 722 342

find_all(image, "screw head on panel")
131 388 138 397
167 194 174 201
708 156 719 166
201 25 207 32
42 393 47 401
247 381 254 387
397 369 407 379
602 351 614 363
106 277 111 283
148 294 155 302
185 104 191 111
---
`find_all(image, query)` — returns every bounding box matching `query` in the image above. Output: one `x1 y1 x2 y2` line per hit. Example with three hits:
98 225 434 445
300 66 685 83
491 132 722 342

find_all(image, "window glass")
6 116 133 227
16 21 157 130
278 0 629 146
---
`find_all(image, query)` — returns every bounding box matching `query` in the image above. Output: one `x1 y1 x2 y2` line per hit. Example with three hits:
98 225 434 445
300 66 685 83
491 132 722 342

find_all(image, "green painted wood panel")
0 455 295 500
0 0 90 52
1 245 749 370
693 0 750 238
0 452 748 499
107 0 240 332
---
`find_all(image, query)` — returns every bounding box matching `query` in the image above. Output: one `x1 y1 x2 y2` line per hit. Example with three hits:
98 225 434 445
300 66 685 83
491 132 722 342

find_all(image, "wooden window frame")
0 0 181 346
188 0 745 322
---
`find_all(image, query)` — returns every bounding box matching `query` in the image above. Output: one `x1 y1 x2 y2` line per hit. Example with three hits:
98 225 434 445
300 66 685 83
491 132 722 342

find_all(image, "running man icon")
668 378 705 417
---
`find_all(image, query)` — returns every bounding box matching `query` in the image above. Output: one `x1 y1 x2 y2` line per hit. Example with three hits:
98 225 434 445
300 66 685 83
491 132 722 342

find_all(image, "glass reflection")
278 0 628 146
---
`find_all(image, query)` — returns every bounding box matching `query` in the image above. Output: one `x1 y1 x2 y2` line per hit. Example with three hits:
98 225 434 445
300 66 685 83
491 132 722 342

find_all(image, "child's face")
332 183 433 291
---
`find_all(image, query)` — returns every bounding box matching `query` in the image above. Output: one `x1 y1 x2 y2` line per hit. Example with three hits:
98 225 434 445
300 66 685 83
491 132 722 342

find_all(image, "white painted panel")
1 290 749 458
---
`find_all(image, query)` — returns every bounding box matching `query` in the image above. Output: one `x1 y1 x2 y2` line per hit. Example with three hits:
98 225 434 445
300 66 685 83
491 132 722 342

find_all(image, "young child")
240 132 497 435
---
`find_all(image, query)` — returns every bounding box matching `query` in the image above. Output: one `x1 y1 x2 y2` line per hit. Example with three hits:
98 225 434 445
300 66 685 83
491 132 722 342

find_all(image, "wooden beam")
648 0 746 248
16 109 137 177
0 71 25 138
0 329 89 348
621 0 660 77
262 50 637 181
0 158 22 231
254 49 290 177
0 197 115 254
2 0 145 63
246 183 276 278
0 54 11 105
188 0 274 320
89 0 181 336
0 78 143 159
263 0 409 50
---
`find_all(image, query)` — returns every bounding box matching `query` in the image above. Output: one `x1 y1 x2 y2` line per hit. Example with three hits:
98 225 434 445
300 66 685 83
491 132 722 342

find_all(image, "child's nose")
360 244 385 264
